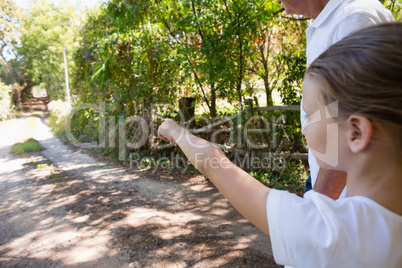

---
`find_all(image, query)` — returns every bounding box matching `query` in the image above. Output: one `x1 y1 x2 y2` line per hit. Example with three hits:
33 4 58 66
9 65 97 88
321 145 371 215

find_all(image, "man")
279 0 394 199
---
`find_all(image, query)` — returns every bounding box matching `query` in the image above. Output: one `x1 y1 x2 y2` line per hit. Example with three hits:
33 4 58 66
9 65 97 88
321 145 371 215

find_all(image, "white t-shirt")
301 0 394 187
266 189 402 267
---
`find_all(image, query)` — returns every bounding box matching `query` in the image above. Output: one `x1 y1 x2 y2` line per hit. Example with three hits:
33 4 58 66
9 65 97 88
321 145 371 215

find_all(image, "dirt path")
0 101 280 267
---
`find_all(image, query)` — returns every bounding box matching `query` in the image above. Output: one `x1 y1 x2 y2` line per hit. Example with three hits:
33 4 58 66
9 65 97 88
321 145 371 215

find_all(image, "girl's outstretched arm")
158 119 271 235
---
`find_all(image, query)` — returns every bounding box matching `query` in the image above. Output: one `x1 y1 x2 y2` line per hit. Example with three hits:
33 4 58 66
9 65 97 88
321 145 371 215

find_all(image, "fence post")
244 98 254 151
179 97 196 122
253 97 272 149
245 98 254 117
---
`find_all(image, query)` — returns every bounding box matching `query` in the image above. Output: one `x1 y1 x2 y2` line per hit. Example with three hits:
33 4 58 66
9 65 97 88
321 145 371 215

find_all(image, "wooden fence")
173 101 308 160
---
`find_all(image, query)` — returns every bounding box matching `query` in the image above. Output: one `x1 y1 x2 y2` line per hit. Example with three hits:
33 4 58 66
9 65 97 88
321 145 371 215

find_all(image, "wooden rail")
150 102 307 160
254 105 300 112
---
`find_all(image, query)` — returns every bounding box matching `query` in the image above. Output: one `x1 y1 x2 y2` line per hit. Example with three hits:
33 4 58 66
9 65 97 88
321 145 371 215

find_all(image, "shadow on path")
0 106 280 267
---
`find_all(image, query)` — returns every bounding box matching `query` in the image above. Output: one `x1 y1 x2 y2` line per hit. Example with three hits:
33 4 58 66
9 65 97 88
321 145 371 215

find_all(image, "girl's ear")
347 115 373 153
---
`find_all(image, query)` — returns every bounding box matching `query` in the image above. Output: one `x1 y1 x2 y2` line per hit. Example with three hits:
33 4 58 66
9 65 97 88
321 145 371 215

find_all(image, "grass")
37 163 51 169
10 138 44 155
47 112 66 137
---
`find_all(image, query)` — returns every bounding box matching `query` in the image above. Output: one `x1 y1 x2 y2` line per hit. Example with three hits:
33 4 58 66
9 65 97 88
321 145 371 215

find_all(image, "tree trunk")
263 78 274 106
210 85 216 118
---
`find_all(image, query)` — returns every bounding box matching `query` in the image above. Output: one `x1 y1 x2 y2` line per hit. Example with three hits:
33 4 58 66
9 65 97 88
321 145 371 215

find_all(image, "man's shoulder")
306 0 394 63
337 0 393 19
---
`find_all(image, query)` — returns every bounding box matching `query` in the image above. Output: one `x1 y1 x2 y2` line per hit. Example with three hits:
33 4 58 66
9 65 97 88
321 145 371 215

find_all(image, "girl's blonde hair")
306 22 402 146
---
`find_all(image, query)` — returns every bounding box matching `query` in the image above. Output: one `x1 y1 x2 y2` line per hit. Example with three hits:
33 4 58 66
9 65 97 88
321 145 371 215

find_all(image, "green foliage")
47 100 70 136
266 110 306 153
151 0 304 115
72 0 307 119
10 0 399 196
56 1 309 182
37 163 51 169
17 0 80 99
384 0 402 20
246 3 307 107
73 0 181 118
277 51 306 106
0 80 12 120
10 138 44 154
250 159 307 196
0 0 21 62
48 110 66 136
43 0 311 193
68 106 101 143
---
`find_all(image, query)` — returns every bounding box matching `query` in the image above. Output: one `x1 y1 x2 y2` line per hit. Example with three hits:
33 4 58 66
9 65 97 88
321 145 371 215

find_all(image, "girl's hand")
157 119 184 142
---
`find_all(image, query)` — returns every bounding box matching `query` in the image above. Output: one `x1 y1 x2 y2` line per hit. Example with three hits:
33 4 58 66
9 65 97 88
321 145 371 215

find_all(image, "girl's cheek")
304 132 311 148
301 125 306 136
301 121 309 136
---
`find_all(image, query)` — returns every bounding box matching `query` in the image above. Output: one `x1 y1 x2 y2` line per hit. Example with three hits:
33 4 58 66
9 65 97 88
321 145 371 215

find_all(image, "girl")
158 23 402 267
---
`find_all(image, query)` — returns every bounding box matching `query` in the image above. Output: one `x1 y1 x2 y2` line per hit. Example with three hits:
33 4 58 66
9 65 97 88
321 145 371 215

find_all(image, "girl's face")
302 77 344 170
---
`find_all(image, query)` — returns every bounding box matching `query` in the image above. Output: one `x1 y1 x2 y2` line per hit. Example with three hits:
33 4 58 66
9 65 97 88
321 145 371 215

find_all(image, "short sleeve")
267 190 402 267
266 190 342 267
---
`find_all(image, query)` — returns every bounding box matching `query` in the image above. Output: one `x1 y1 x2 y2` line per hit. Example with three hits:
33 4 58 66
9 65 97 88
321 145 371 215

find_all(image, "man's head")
278 0 329 19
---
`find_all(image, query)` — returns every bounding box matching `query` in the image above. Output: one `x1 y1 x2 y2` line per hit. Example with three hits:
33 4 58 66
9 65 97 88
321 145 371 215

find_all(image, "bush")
250 159 308 196
0 81 12 120
47 100 70 136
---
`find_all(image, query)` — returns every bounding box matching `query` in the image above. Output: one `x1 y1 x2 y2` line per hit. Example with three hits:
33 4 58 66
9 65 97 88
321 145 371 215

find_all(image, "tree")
154 0 306 115
73 0 182 117
152 0 223 116
384 0 402 20
0 79 12 119
245 3 307 106
72 0 309 119
17 0 79 99
0 0 21 63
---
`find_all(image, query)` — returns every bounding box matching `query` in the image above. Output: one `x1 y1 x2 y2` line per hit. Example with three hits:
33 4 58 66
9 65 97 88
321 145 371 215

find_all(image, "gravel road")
0 106 279 267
